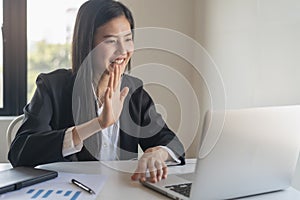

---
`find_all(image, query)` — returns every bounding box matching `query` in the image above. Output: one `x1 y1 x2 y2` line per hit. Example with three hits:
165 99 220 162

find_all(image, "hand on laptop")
131 146 169 183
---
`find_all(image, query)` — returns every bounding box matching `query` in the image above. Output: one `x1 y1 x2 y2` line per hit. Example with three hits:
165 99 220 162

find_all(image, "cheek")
101 46 115 60
95 46 115 64
92 46 116 75
126 42 134 53
127 51 133 60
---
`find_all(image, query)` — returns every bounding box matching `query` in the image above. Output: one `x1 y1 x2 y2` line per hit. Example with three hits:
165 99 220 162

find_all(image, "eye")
125 37 133 42
105 39 117 44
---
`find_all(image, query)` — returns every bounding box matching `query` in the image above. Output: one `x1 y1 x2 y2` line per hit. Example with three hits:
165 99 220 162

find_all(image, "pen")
71 179 96 194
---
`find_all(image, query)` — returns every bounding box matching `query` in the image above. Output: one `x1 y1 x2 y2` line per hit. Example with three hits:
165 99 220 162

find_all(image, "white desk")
1 159 300 200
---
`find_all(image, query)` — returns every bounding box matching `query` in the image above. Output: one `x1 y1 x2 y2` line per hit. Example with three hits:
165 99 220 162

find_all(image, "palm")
98 66 129 129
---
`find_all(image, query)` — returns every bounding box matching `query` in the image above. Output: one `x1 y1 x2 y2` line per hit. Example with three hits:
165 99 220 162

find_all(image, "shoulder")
122 74 143 91
35 69 75 98
122 74 154 103
37 69 73 82
36 69 74 89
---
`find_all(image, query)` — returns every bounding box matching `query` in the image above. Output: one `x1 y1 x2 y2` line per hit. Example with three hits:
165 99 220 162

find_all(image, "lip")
108 57 128 71
110 56 127 64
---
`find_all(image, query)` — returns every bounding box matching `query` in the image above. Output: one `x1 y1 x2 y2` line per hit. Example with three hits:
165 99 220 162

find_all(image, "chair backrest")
6 114 24 147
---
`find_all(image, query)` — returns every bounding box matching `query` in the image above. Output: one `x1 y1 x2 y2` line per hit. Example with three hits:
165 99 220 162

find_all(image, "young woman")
8 0 185 183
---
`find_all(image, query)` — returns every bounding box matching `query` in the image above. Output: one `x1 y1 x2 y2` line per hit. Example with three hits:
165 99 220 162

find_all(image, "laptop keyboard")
165 183 192 197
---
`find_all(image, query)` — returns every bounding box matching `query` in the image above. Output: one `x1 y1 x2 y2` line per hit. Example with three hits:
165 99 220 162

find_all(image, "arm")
9 67 128 167
8 75 67 167
138 88 185 162
131 87 185 182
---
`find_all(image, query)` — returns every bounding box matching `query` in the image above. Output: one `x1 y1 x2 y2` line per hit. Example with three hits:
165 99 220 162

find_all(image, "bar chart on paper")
26 189 82 200
0 172 107 200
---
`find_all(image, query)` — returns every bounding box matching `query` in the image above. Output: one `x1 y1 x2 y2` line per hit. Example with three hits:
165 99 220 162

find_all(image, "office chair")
6 114 24 147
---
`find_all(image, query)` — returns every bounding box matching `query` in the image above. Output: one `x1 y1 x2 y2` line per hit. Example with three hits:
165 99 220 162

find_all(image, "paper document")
0 172 107 200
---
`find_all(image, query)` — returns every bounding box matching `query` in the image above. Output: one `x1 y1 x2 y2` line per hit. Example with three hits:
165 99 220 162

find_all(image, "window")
0 0 26 116
0 0 3 108
0 0 87 115
27 0 87 100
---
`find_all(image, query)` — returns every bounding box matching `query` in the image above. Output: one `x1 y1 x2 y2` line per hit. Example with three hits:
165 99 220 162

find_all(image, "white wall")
121 0 198 157
195 0 300 109
0 117 14 163
194 0 300 190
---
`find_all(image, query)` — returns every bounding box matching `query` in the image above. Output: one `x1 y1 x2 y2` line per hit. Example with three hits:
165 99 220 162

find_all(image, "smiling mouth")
111 58 126 65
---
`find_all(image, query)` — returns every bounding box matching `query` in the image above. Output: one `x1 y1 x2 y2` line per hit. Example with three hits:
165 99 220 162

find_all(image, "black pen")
71 179 96 194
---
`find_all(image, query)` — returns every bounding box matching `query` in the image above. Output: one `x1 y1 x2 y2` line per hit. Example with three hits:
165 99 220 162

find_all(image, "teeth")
113 58 125 65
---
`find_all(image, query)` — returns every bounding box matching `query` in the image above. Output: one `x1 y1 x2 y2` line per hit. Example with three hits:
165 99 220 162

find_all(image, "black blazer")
8 69 185 167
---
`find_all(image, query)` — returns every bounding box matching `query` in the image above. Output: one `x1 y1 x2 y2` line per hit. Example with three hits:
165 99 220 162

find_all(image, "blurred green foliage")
27 40 71 101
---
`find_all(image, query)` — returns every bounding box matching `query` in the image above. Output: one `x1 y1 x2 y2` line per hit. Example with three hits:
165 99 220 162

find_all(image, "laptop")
0 167 58 194
141 105 300 199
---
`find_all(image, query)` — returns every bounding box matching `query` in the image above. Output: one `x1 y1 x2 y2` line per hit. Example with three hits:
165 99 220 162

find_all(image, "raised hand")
98 65 129 129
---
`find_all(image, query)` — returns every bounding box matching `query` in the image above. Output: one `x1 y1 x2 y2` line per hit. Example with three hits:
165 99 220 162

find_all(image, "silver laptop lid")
191 105 300 200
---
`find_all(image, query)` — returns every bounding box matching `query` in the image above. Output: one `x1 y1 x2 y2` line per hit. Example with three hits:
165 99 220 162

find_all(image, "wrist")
74 118 103 141
97 115 105 129
159 147 170 161
145 146 169 161
72 127 82 146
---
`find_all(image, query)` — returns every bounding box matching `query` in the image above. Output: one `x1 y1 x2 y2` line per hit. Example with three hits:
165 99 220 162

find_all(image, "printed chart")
0 172 107 200
26 189 81 200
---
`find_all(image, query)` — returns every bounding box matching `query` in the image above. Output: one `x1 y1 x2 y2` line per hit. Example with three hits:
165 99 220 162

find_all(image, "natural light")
27 0 87 101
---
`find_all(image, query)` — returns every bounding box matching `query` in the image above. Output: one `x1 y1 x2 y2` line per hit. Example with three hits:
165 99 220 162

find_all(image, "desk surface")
1 159 300 200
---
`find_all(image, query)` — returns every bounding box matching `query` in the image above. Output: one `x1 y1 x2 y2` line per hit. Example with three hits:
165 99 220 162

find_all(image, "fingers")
111 64 122 92
148 158 157 183
162 162 168 179
108 71 114 98
107 63 124 97
120 87 129 102
104 87 110 104
155 160 164 181
130 172 139 181
108 66 120 98
131 158 147 182
149 159 168 183
131 156 168 183
113 64 119 91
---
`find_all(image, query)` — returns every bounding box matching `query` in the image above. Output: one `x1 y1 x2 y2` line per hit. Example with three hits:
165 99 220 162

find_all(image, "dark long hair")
71 0 134 74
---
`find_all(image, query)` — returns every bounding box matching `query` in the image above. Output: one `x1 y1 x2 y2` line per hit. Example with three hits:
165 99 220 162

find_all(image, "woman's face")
93 15 134 75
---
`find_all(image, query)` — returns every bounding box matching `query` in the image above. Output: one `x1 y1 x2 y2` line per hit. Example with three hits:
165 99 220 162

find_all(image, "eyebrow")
103 32 132 38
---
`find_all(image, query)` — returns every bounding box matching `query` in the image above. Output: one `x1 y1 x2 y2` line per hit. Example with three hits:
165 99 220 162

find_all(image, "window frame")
0 0 27 116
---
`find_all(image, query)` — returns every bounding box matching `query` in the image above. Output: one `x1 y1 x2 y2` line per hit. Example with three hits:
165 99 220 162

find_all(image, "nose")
116 40 127 55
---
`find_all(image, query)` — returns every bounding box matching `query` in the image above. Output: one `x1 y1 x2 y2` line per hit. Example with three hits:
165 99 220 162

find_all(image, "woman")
8 0 185 183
